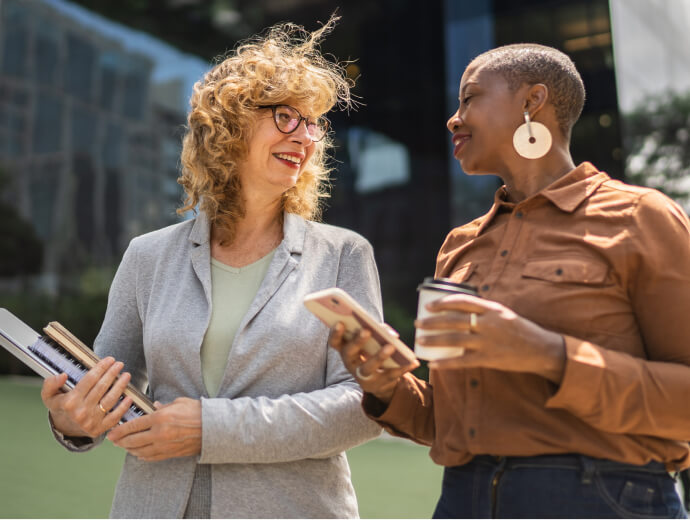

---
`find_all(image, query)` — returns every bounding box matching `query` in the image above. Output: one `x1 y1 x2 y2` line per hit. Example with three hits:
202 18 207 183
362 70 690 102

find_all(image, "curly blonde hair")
177 15 352 240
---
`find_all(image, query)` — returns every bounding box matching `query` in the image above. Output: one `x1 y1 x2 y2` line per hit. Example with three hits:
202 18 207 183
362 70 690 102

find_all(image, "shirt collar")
539 162 609 212
476 162 610 236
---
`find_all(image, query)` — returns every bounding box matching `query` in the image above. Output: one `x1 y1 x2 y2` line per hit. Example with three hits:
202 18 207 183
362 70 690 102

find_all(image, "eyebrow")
459 81 480 99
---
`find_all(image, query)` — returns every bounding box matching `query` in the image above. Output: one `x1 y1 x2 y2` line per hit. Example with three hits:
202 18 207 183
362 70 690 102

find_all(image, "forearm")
199 382 381 464
547 336 690 438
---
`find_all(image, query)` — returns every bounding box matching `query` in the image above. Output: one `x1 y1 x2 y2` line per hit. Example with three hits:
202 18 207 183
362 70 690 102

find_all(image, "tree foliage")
623 90 690 211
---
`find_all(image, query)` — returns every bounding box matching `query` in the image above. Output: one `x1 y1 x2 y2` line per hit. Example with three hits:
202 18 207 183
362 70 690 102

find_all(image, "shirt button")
469 428 476 438
470 379 479 388
481 284 490 292
500 250 508 257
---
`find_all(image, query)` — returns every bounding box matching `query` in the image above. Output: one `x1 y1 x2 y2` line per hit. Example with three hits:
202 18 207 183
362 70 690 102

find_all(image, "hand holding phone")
304 288 418 368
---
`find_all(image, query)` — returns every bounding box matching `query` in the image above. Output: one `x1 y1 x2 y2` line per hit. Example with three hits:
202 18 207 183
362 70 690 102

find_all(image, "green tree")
623 90 690 211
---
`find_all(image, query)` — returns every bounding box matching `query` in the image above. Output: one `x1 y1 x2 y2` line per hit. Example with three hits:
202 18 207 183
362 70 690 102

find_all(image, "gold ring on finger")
98 402 107 414
469 313 478 334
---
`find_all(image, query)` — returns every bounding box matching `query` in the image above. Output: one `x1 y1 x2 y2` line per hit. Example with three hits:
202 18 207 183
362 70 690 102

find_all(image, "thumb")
41 373 68 403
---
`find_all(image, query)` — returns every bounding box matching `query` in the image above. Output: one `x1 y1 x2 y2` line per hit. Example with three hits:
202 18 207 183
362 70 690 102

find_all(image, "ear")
523 83 549 118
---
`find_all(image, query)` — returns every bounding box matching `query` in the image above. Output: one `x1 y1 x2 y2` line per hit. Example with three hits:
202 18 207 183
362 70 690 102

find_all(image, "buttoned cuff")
545 335 606 414
361 373 433 445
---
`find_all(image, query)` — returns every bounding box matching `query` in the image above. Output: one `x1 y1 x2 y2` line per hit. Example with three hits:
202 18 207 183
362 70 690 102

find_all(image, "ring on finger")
469 312 478 334
98 402 107 414
355 365 374 381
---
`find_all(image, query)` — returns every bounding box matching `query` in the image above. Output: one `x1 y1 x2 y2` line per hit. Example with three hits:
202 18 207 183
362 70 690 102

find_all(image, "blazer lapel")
189 212 212 308
235 213 305 332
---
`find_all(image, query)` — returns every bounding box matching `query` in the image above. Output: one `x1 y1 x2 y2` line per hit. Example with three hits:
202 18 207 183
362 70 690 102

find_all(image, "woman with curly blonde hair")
41 16 382 518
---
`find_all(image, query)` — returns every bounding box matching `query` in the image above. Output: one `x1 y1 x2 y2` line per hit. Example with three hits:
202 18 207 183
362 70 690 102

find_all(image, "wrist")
539 332 566 383
49 410 89 438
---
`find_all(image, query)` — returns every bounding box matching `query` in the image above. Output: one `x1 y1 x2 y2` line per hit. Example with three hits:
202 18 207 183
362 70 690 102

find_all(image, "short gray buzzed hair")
471 43 586 137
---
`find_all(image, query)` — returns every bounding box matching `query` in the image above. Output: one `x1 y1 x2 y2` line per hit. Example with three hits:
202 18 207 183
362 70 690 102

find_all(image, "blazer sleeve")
50 239 148 451
545 191 690 439
199 239 383 464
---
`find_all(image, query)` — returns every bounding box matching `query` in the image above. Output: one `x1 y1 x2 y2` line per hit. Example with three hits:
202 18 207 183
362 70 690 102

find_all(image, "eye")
462 95 473 105
277 112 294 123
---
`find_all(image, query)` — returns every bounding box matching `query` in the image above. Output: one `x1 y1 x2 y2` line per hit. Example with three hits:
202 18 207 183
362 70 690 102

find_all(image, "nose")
446 109 463 133
290 119 315 145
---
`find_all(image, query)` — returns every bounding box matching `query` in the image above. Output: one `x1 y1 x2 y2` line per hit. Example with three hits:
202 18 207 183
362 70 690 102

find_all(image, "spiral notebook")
0 308 153 422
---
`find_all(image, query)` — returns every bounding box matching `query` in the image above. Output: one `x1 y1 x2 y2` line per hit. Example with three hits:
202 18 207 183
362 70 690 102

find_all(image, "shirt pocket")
521 258 611 285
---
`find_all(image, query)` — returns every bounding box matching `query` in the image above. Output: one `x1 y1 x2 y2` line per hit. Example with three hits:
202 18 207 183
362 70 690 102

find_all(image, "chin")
459 158 500 177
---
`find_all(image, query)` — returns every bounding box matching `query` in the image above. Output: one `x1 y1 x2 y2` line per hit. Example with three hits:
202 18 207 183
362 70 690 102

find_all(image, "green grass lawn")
0 376 441 518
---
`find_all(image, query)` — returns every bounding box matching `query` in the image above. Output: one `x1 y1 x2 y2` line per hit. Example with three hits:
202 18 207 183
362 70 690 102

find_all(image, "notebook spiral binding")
28 336 147 422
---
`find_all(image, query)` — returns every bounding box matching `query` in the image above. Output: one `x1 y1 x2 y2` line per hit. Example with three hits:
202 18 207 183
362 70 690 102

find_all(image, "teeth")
276 153 302 164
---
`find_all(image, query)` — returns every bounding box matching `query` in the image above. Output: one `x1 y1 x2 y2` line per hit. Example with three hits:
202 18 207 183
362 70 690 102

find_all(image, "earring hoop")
513 111 552 159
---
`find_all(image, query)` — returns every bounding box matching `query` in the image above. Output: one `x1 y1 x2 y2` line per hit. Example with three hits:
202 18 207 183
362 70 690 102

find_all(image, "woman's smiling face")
446 64 527 176
238 101 319 197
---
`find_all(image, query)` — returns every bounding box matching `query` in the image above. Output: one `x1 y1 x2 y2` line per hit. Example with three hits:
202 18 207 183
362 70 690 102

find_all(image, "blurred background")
1 0 689 354
0 0 689 516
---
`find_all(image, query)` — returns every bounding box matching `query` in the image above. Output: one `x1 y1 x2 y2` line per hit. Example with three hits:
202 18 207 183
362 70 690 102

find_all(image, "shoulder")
127 218 196 258
596 180 689 226
301 218 374 255
117 219 198 277
439 213 488 253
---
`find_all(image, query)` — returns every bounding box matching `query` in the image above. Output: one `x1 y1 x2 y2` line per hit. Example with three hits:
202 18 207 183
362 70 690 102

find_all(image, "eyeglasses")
258 104 330 142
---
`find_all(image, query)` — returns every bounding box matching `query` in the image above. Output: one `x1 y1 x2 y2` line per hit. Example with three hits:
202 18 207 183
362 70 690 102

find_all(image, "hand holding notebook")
0 308 153 438
42 356 136 438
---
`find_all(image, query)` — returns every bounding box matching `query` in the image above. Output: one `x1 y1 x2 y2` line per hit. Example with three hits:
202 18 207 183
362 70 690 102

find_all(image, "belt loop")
580 455 595 485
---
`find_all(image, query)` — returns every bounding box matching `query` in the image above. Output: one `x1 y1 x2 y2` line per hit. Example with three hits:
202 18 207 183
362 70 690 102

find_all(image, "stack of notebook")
0 308 153 422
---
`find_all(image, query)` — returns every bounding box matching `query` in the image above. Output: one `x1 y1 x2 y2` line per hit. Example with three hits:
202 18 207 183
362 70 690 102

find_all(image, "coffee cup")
414 277 478 360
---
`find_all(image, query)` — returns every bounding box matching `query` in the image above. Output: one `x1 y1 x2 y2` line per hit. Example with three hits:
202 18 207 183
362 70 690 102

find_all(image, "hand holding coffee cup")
414 277 479 360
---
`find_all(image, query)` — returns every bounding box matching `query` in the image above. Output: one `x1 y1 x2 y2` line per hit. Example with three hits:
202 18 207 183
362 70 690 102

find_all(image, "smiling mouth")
274 153 303 166
453 135 471 154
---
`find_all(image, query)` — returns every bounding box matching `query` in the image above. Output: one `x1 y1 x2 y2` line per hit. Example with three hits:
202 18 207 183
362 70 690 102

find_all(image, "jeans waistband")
467 454 669 474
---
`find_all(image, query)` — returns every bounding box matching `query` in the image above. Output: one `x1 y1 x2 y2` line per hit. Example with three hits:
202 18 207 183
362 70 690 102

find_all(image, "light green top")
201 249 276 397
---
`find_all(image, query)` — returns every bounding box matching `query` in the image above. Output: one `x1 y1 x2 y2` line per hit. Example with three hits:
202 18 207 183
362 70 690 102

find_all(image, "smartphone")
304 288 418 368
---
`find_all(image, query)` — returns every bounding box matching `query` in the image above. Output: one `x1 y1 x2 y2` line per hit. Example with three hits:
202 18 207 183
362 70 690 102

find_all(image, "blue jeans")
433 454 687 518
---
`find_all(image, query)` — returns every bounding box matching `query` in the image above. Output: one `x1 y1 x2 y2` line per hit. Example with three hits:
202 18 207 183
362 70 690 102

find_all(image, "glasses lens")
274 106 299 133
307 119 328 141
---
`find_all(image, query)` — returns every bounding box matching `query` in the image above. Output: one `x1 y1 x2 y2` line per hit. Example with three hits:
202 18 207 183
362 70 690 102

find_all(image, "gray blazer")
63 212 383 518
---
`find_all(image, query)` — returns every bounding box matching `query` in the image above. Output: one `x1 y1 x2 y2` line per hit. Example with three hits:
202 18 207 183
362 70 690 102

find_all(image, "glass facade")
0 0 194 292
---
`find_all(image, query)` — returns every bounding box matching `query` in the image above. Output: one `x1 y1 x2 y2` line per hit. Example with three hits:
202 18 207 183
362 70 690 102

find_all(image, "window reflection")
347 127 410 194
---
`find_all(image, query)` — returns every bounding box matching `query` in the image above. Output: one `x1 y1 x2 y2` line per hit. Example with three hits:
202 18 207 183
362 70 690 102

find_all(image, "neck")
212 191 284 248
502 150 576 202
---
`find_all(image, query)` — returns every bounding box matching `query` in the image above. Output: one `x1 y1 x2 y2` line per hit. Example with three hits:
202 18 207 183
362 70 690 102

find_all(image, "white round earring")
512 111 552 159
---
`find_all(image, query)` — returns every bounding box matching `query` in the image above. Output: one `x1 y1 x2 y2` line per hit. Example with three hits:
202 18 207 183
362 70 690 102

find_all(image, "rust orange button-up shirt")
365 162 690 471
